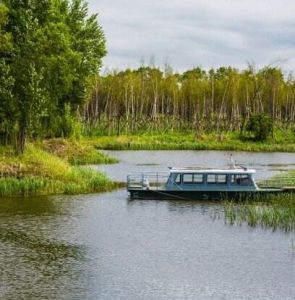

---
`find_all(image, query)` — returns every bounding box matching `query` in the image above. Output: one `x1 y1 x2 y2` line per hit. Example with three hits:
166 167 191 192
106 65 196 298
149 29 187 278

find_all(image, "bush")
245 113 273 141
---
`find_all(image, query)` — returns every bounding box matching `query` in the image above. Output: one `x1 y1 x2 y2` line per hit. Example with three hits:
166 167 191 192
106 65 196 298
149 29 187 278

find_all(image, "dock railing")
127 172 170 190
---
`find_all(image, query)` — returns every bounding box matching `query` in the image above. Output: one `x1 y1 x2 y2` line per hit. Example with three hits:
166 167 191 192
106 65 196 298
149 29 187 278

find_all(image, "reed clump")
224 194 295 232
0 144 116 196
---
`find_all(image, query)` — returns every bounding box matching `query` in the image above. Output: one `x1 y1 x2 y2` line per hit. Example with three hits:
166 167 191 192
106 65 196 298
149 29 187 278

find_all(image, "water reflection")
128 198 220 214
0 227 84 265
0 196 59 216
128 199 224 230
0 196 87 300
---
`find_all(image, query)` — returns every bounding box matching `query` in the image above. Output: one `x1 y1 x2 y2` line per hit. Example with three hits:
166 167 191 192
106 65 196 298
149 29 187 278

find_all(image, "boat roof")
169 167 256 174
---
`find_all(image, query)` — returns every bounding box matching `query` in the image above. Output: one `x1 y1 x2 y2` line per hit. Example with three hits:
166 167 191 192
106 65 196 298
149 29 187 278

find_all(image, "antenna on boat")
230 154 236 169
230 154 248 170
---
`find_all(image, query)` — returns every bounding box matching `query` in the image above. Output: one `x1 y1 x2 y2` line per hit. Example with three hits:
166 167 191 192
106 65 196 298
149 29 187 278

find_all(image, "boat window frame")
230 174 253 186
206 174 228 185
193 174 204 184
182 173 204 185
174 173 181 184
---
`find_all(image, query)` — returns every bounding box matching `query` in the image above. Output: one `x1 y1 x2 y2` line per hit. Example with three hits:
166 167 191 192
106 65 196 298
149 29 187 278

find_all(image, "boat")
127 166 295 201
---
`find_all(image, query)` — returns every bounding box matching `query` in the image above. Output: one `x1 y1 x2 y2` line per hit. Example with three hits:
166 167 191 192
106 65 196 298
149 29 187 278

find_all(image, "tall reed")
224 194 295 232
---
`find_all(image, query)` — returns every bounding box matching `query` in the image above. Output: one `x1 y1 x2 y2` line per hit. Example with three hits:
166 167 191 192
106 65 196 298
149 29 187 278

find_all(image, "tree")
0 3 15 144
2 0 52 152
0 3 11 51
0 0 106 152
61 0 106 109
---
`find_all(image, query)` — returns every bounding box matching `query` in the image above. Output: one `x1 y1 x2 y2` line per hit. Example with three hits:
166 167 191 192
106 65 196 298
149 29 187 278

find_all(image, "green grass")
40 138 118 164
91 130 295 152
0 144 118 197
224 169 295 232
224 194 295 232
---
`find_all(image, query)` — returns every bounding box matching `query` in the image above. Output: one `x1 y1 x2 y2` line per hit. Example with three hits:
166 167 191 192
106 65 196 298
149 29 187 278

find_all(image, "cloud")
87 0 295 72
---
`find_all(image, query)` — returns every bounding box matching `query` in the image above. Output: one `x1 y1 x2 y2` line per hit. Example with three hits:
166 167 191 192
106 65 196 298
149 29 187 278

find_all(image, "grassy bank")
91 130 295 152
40 138 118 164
0 143 118 197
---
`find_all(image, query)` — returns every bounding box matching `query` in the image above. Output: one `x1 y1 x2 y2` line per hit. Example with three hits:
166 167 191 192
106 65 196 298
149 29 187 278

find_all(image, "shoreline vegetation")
1 135 295 232
91 130 295 152
1 130 295 197
0 140 118 197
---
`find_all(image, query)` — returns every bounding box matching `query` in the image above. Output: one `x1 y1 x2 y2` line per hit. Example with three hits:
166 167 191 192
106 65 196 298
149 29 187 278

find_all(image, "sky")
87 0 295 73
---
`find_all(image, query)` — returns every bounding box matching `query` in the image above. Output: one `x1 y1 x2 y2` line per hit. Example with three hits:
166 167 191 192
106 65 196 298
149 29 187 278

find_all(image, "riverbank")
91 130 295 152
0 140 118 197
40 138 118 164
1 130 295 197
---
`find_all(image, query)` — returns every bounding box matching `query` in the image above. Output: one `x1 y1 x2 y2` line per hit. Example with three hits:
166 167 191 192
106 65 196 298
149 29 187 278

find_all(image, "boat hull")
128 189 293 201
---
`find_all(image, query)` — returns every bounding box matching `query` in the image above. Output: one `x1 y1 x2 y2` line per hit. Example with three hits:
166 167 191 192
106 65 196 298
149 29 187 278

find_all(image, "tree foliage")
0 2 14 143
0 0 106 152
245 113 273 141
84 66 295 136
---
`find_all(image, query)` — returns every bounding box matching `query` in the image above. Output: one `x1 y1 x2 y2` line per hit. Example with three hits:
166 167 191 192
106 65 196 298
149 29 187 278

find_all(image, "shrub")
245 113 273 141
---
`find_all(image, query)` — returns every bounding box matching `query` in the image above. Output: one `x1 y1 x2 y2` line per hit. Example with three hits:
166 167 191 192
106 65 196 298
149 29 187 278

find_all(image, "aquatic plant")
223 194 295 232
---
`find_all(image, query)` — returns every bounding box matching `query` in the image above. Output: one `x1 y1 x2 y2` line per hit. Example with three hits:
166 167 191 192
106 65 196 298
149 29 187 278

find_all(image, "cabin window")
183 174 194 183
193 174 204 183
231 174 252 186
217 174 227 184
182 173 204 184
207 174 227 184
207 174 216 183
175 174 181 184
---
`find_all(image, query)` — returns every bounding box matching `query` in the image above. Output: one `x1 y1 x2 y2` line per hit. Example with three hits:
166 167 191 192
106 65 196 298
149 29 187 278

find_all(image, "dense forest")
0 0 106 152
84 66 295 135
1 0 295 153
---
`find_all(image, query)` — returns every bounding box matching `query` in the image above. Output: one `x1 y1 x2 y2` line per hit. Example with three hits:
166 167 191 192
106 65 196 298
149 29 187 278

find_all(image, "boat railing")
127 172 170 190
257 177 295 189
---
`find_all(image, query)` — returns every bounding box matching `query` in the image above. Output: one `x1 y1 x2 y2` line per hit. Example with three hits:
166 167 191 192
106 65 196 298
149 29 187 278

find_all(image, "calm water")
1 151 295 300
96 150 295 181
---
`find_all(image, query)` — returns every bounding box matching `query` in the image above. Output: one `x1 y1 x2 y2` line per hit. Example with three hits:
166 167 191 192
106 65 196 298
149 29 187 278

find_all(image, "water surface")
96 150 295 181
1 150 295 299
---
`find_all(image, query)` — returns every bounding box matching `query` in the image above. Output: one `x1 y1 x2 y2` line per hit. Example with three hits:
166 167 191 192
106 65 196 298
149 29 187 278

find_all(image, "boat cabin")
127 166 289 200
165 168 258 191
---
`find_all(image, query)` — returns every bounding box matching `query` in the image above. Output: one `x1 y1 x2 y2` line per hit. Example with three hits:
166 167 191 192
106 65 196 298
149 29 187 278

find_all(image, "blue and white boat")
127 166 295 200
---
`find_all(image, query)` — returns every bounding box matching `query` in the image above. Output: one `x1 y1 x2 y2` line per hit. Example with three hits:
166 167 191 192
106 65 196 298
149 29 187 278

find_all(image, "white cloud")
87 0 295 72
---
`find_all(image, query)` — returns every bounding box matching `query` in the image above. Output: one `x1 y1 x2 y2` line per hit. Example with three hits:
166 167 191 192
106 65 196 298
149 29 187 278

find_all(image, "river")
1 151 295 299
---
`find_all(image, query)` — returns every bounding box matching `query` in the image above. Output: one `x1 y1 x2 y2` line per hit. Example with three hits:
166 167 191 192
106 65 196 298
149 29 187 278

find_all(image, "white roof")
169 167 256 174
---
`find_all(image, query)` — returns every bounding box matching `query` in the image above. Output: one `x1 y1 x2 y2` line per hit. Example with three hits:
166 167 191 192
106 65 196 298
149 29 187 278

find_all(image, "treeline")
0 0 105 152
1 1 294 150
84 66 295 135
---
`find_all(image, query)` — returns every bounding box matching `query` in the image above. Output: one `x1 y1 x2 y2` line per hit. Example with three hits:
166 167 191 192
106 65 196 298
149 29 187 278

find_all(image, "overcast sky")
87 0 295 72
